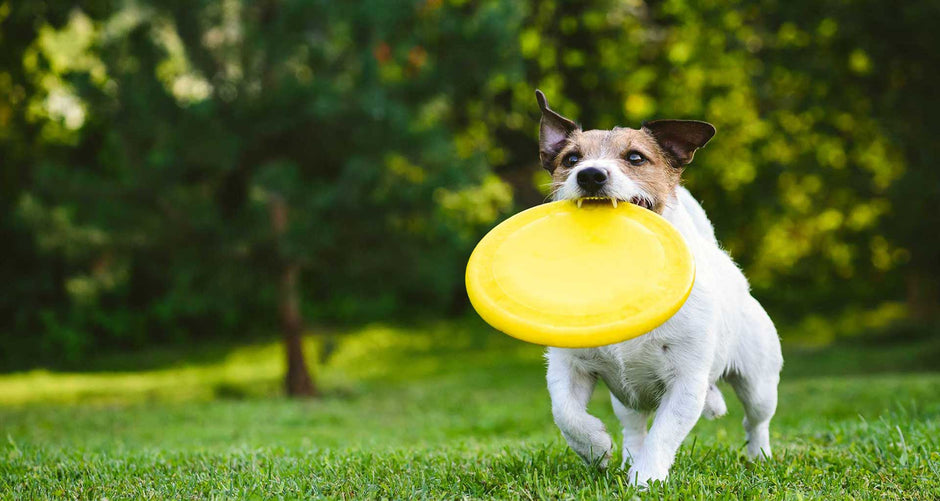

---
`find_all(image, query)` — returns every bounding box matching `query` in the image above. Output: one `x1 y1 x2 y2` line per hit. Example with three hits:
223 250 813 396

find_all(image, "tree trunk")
906 271 940 322
269 195 317 398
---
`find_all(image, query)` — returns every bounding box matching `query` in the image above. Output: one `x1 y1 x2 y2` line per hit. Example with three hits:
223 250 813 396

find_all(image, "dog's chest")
568 338 675 411
565 273 714 411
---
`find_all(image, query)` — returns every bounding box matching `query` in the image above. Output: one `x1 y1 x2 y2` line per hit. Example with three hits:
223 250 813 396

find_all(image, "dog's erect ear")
536 89 579 172
642 120 716 166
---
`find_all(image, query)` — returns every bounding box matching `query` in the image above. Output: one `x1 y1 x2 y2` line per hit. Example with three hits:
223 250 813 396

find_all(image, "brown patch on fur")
549 127 683 214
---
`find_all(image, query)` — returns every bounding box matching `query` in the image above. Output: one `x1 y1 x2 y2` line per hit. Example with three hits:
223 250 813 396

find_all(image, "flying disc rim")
465 200 695 348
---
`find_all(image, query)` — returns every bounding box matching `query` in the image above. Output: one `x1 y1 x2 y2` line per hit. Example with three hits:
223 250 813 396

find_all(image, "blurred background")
1 0 938 396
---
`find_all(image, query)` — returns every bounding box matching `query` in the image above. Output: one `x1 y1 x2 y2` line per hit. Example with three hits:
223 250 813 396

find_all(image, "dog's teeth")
611 198 618 208
577 199 583 209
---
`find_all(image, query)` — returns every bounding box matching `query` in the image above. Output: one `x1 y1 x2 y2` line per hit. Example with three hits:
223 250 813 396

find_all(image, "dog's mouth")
575 196 653 211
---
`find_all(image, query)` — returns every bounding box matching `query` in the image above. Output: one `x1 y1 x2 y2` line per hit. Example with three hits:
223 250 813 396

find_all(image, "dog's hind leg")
610 392 648 468
728 370 778 460
728 299 782 460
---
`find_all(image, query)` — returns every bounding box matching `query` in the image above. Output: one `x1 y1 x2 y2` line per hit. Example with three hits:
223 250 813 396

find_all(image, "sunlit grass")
0 319 542 406
0 341 286 405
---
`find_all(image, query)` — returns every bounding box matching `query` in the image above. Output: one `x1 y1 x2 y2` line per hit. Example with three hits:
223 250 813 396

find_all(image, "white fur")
547 178 783 487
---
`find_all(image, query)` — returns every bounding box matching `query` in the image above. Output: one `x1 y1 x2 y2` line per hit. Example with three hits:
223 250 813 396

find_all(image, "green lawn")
1 319 938 499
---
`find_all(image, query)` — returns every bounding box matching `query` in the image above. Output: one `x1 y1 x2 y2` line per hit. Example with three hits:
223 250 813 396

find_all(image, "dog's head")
537 90 715 214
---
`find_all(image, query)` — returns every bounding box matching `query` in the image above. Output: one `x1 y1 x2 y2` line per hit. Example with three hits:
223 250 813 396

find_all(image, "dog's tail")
702 384 727 420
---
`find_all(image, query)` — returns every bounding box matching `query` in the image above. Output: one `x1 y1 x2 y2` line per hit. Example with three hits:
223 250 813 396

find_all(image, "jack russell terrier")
536 90 783 487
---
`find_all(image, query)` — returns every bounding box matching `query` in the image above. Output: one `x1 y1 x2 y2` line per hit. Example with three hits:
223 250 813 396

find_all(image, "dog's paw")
701 384 727 420
560 416 613 469
625 454 669 488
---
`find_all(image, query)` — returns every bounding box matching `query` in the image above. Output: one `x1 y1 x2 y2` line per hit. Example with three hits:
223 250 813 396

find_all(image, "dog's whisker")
544 183 566 203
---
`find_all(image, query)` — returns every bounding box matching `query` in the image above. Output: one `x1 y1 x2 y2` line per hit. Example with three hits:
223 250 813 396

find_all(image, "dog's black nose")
576 167 608 194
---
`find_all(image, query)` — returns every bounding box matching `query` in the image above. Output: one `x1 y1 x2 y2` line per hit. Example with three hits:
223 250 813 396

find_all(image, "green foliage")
1 321 938 498
463 0 939 321
1 0 521 366
1 0 938 367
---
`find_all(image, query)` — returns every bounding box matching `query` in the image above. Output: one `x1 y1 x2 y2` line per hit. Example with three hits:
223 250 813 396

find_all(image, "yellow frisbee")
465 200 695 348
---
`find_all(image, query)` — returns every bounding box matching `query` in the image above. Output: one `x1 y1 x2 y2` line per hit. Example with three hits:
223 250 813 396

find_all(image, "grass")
1 318 938 499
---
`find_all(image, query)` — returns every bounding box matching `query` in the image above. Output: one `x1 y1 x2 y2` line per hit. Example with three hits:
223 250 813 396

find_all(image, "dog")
536 90 783 487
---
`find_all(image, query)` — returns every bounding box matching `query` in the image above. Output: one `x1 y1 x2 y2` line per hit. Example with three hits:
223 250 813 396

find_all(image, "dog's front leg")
546 349 613 469
627 374 708 486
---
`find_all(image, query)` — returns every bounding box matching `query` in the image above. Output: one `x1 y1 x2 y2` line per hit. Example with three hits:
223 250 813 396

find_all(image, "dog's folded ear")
642 120 716 166
536 89 579 172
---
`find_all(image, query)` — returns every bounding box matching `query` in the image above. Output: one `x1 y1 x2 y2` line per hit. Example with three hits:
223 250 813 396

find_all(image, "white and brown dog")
536 90 783 486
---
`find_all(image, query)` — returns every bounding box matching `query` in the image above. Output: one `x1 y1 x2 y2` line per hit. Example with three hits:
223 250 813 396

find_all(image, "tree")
6 0 517 379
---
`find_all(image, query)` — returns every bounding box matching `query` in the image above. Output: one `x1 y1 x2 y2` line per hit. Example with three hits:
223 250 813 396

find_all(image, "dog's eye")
626 151 647 166
562 153 580 168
